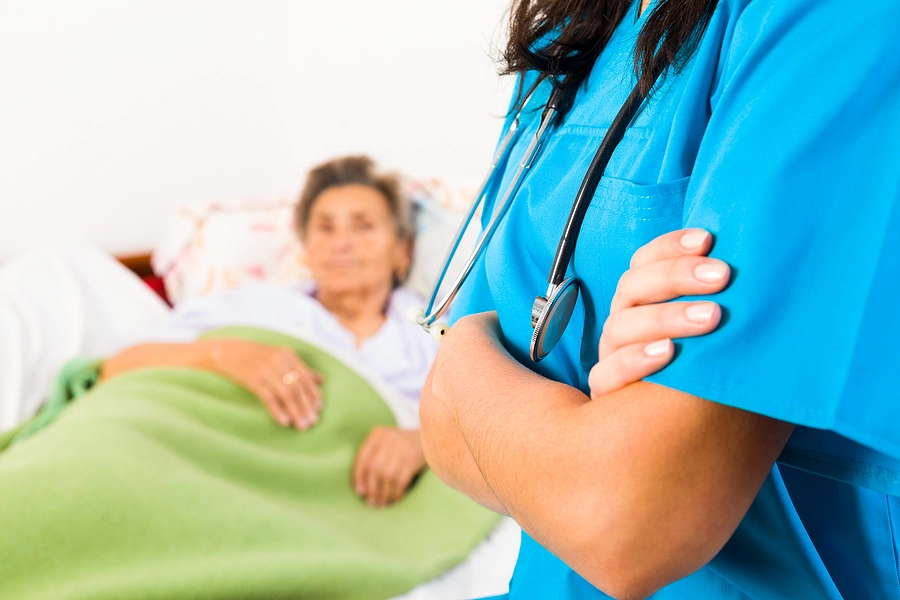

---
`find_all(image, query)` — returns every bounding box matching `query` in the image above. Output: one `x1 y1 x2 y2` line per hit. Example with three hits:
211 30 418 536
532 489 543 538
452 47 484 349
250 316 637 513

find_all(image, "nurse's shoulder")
722 0 899 49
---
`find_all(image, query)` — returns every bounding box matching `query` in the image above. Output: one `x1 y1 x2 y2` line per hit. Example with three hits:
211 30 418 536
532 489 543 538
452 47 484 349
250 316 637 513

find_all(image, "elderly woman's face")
304 184 411 297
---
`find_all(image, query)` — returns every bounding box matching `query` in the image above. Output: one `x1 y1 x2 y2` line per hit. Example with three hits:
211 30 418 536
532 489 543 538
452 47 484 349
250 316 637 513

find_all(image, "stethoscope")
408 65 667 362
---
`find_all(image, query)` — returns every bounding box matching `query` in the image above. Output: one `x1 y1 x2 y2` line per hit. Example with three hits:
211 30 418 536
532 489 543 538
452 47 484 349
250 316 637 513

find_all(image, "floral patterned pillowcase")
151 180 473 306
150 198 306 305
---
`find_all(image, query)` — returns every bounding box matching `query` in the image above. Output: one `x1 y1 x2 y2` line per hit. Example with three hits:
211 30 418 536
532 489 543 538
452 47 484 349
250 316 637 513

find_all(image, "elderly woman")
103 155 435 507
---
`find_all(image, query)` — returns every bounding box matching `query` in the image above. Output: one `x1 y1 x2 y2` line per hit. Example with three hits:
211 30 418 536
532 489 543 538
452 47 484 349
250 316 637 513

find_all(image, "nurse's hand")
589 229 731 399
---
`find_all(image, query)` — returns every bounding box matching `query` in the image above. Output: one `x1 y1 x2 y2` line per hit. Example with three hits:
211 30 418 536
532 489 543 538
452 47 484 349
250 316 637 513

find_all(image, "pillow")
151 198 308 306
152 180 474 306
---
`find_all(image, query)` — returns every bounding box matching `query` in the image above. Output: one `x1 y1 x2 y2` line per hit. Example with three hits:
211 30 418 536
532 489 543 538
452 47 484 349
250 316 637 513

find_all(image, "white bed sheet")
0 241 169 430
392 517 520 600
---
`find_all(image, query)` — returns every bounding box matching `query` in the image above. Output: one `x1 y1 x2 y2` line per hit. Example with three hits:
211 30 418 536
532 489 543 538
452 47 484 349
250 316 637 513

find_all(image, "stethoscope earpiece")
406 305 426 326
429 323 449 342
408 305 449 342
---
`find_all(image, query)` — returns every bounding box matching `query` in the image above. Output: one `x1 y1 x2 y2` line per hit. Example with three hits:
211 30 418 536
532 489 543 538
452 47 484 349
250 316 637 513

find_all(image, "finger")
365 446 390 506
630 228 713 269
599 301 721 359
353 435 378 496
262 378 305 429
380 455 409 505
385 460 416 505
610 256 730 314
280 353 323 420
383 474 403 505
589 339 674 400
354 429 388 496
266 373 306 430
280 374 317 429
272 355 310 422
255 384 290 427
374 471 393 507
296 371 323 420
274 360 320 429
264 360 310 430
366 467 385 506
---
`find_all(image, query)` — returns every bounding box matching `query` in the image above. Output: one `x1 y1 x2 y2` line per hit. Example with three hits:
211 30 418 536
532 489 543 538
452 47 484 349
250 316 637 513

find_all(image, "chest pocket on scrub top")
573 173 689 377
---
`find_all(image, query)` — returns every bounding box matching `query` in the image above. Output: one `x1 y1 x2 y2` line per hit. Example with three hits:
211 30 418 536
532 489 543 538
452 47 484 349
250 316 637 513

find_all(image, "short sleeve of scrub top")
646 0 900 489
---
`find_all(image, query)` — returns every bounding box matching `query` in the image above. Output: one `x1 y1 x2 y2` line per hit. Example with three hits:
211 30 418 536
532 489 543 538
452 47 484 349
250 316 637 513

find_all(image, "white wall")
0 0 514 258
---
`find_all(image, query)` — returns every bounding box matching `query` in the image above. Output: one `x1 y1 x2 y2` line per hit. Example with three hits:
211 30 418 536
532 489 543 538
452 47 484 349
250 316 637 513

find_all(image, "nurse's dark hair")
503 0 719 103
295 155 413 243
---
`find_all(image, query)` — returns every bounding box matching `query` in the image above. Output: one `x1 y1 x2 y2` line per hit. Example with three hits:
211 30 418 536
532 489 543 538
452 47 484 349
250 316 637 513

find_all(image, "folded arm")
424 316 792 598
420 230 795 598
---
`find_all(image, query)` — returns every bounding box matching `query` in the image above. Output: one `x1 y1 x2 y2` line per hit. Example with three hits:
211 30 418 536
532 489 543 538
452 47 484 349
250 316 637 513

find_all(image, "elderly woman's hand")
204 338 324 430
102 337 324 430
589 228 731 399
352 426 425 507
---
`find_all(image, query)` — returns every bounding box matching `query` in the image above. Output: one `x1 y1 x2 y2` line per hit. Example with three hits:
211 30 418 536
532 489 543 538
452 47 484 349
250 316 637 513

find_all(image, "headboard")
116 252 154 279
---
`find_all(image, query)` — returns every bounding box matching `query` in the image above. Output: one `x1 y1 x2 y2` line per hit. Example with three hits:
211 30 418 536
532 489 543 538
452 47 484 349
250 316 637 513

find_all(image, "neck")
640 0 651 17
317 282 392 347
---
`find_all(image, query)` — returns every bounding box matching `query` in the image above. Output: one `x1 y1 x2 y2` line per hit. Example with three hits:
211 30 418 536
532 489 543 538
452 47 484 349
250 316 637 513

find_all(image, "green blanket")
0 327 500 600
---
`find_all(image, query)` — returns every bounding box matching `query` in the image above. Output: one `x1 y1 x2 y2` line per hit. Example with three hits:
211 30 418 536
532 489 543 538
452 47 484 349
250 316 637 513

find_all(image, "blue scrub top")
453 0 900 597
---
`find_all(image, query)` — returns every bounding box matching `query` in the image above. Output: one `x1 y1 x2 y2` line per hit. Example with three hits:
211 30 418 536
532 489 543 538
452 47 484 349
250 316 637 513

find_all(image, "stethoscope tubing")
546 78 656 291
418 89 558 329
419 118 522 328
415 61 668 355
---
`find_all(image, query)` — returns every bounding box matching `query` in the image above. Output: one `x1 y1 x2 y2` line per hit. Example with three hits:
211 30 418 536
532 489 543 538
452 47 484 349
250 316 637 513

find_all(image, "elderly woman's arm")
102 338 323 430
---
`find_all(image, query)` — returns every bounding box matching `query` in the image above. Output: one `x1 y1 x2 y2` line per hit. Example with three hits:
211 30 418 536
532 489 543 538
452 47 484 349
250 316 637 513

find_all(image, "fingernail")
680 230 709 250
685 302 715 323
644 339 671 357
694 262 727 282
278 415 290 426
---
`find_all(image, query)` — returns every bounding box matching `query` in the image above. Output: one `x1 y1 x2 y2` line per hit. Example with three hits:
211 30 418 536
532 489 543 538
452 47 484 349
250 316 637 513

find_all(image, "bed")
0 185 519 600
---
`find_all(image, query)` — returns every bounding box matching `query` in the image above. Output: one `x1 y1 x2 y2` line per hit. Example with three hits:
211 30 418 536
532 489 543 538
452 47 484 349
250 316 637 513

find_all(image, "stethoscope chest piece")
530 276 580 362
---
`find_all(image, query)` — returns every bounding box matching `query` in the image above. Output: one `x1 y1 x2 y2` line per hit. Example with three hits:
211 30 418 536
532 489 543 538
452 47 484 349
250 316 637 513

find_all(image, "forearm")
427 321 588 523
426 316 792 597
101 341 215 381
419 363 508 514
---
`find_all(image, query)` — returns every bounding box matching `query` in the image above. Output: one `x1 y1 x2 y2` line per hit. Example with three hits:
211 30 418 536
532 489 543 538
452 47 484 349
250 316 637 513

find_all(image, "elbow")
566 541 694 600
533 502 714 600
565 539 671 600
583 569 668 600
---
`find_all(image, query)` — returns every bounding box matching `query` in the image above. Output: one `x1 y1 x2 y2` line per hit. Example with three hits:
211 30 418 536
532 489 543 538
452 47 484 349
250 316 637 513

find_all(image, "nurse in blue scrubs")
420 0 900 598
